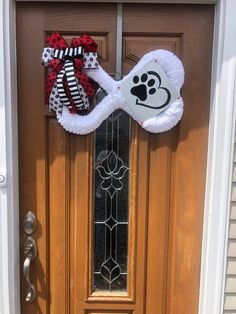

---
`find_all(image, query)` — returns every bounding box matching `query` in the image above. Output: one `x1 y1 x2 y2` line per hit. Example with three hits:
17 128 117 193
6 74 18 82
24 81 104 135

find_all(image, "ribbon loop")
71 47 84 58
53 47 84 61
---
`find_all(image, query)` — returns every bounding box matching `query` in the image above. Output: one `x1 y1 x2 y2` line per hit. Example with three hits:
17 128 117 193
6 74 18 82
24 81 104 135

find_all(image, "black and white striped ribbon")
54 47 85 111
54 47 83 60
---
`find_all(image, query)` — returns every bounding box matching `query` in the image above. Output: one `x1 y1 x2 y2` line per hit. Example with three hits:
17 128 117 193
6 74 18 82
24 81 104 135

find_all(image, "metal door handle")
23 237 37 303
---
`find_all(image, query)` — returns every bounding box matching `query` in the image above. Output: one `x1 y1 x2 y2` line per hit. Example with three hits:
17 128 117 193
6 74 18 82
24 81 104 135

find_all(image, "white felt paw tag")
119 59 179 123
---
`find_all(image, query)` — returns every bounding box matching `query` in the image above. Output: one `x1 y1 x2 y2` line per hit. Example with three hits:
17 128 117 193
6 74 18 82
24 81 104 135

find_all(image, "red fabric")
71 34 97 52
45 31 97 110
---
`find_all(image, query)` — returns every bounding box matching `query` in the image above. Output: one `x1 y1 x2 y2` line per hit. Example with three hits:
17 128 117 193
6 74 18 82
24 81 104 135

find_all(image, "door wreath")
41 32 185 134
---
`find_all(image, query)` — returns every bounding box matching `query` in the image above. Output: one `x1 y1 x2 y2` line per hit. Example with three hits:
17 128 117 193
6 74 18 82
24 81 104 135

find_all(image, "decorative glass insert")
93 107 130 292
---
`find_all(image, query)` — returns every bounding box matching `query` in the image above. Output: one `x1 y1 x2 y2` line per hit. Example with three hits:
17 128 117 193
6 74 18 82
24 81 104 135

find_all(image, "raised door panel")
123 35 182 68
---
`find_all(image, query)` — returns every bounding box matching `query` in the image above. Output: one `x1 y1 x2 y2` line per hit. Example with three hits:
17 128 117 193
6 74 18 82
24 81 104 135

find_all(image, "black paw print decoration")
131 71 171 109
119 59 179 122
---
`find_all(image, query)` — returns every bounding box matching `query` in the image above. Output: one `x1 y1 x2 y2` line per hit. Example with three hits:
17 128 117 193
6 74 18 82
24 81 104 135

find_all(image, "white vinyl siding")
224 134 236 312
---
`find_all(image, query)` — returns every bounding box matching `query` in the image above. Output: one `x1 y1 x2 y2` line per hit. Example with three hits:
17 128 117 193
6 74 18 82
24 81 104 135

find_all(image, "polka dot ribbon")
41 31 99 113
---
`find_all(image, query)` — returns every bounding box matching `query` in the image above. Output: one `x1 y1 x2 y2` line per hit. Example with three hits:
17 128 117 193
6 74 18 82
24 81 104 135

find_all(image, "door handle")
23 236 37 303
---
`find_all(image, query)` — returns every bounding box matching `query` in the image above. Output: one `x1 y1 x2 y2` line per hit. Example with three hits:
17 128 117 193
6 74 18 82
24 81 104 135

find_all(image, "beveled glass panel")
93 109 130 292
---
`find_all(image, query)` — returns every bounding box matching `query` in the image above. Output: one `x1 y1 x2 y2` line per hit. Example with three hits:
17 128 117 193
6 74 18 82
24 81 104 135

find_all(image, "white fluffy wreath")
56 49 184 134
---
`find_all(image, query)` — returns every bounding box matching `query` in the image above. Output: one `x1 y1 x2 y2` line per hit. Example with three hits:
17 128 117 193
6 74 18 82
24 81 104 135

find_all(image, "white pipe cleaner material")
56 49 184 134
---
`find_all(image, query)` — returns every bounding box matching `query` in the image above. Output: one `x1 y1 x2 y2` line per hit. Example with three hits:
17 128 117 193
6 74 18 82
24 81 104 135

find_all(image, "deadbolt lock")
23 211 36 235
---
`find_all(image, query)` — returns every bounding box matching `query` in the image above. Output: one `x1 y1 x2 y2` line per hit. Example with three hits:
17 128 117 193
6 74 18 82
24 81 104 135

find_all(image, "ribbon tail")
75 68 96 99
75 80 90 110
49 85 63 114
57 68 72 108
45 70 58 106
64 60 85 111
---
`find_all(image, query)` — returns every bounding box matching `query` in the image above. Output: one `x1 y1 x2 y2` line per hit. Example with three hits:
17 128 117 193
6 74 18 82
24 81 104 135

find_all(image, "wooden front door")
17 3 214 314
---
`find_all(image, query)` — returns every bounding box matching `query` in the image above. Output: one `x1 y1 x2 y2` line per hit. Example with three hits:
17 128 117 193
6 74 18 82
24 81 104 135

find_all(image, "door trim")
0 1 234 313
0 0 20 313
199 1 236 313
15 0 218 4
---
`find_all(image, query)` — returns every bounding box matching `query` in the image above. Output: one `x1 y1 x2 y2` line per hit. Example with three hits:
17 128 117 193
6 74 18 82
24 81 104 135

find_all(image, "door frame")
0 1 235 313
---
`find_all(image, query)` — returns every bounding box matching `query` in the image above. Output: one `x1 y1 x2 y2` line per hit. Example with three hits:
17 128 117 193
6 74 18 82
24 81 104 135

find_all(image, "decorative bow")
41 31 99 113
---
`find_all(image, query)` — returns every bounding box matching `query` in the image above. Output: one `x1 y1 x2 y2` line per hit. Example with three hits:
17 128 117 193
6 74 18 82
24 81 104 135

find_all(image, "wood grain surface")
17 3 214 313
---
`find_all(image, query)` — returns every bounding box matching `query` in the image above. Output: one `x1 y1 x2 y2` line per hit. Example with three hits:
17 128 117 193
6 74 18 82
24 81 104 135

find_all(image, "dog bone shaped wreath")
42 32 185 134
